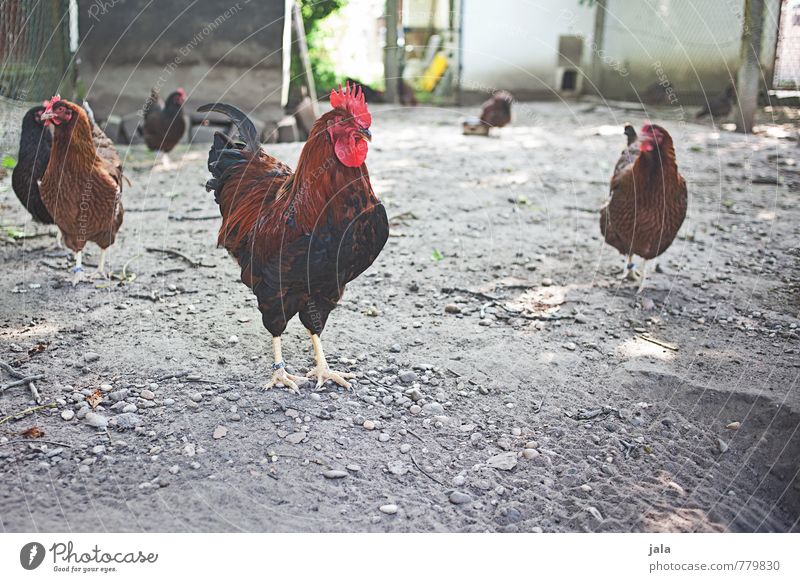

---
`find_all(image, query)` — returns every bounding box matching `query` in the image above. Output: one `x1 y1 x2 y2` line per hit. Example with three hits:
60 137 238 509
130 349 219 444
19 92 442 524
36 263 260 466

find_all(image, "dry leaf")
20 426 44 439
86 389 103 409
28 341 48 356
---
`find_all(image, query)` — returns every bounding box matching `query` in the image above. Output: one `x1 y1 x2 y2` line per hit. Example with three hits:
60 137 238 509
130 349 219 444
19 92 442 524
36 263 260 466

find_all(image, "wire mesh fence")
0 0 72 103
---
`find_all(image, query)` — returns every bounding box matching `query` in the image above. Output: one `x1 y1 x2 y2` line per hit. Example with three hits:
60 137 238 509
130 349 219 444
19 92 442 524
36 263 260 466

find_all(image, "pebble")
579 484 592 493
405 388 423 402
83 352 100 363
122 404 137 413
726 422 741 430
109 389 129 402
84 412 108 428
378 433 391 442
184 444 196 456
111 413 144 430
486 452 518 471
61 410 75 421
387 461 409 476
141 389 155 400
716 438 729 453
541 278 553 287
389 344 401 353
399 370 418 384
422 402 444 415
449 491 471 505
522 448 540 459
285 431 307 444
452 474 466 487
363 420 376 431
444 303 462 314
169 465 180 475
563 342 577 351
323 470 348 479
524 441 539 449
409 405 421 414
213 426 228 439
379 504 398 515
399 444 411 454
346 464 361 472
190 392 203 402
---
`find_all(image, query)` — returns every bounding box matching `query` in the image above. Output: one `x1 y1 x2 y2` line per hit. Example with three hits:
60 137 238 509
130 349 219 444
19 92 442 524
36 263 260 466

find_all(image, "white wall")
460 0 596 95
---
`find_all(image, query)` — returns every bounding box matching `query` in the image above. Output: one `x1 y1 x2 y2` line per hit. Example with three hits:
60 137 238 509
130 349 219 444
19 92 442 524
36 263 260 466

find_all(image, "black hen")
11 106 53 224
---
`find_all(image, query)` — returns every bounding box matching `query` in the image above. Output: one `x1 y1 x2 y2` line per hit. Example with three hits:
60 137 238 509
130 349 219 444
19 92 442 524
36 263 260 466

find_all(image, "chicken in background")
480 90 513 129
600 123 687 292
39 96 125 282
198 82 388 392
695 84 735 121
11 106 55 230
139 88 187 168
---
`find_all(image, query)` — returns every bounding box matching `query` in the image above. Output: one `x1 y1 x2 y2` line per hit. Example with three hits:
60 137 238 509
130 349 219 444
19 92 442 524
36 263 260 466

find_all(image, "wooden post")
292 1 319 116
734 0 765 133
281 0 292 108
384 0 399 104
590 0 608 97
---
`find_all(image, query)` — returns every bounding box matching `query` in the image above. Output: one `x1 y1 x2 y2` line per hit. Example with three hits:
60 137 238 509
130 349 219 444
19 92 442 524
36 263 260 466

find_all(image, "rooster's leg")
306 331 354 390
265 336 304 394
93 249 108 278
70 251 85 286
636 260 649 293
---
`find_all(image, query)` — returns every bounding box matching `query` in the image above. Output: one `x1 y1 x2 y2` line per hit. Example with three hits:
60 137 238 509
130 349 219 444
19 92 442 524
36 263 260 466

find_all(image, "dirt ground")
0 102 798 533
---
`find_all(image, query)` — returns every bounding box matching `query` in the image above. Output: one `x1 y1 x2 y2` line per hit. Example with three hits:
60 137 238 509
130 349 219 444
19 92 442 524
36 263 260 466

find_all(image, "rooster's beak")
358 128 372 142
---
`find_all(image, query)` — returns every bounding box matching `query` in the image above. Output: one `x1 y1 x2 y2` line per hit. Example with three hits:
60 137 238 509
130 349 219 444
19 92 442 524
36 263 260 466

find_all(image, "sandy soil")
0 102 798 533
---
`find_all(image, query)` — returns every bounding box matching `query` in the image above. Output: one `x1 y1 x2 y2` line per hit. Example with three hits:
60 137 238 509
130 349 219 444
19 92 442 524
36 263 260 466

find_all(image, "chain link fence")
1 0 72 153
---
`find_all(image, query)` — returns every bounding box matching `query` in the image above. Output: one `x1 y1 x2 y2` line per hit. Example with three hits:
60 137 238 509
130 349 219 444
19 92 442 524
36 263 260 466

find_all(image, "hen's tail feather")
197 103 260 154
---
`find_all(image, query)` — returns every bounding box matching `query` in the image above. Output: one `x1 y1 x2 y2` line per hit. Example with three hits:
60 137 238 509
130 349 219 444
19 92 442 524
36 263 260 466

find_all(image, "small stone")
190 392 203 402
83 352 100 363
389 344 401 353
169 465 180 475
726 422 741 430
99 384 113 392
405 387 423 401
379 504 398 515
409 405 421 415
378 433 390 442
524 440 539 449
84 412 108 428
184 444 196 457
213 426 228 439
399 370 418 384
541 278 553 287
363 420 376 431
111 413 143 430
452 474 466 487
422 402 444 415
444 303 462 314
285 431 307 444
108 389 129 402
323 470 348 479
579 484 592 493
486 451 518 471
122 404 137 413
387 461 409 476
228 335 239 344
563 342 577 351
141 389 155 400
449 491 471 505
399 443 411 454
716 438 729 453
346 464 361 472
61 410 75 421
522 448 540 459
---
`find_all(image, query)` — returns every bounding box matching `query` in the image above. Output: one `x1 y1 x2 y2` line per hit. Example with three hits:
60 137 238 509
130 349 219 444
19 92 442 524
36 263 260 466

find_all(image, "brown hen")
39 97 124 280
600 123 687 291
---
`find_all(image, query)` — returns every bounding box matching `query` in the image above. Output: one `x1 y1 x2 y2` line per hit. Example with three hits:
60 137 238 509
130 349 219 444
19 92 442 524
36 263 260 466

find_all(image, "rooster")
480 90 513 129
39 96 125 279
11 106 54 228
199 83 388 392
140 88 187 168
600 123 687 291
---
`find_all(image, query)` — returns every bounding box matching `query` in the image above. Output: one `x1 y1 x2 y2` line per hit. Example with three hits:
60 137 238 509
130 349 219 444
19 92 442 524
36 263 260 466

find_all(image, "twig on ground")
0 361 24 378
409 451 445 486
0 374 45 392
0 402 57 426
441 286 500 302
169 214 220 222
127 207 169 213
27 381 42 405
637 334 678 351
146 247 212 268
0 439 72 448
406 428 424 442
158 371 190 382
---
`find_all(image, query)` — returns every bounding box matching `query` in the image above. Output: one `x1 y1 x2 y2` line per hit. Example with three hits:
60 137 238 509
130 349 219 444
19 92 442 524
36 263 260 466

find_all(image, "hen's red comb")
330 82 371 127
43 94 61 112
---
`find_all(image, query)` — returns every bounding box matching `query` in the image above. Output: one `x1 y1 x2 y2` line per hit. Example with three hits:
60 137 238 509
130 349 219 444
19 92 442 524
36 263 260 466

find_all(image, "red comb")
330 82 371 127
43 94 61 112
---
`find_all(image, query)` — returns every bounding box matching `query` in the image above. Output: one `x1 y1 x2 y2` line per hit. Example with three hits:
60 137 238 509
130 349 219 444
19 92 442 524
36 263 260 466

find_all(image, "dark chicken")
480 90 513 128
199 83 388 391
39 96 124 279
11 106 54 226
695 84 735 120
600 123 687 291
140 88 187 165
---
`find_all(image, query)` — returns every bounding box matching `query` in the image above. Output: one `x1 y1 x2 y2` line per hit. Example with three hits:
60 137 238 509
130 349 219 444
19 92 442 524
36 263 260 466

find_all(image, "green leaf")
1 155 17 169
431 249 444 261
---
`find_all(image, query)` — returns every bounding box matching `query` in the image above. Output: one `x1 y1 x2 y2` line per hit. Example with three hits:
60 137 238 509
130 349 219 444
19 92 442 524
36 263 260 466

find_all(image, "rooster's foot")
265 367 305 394
306 367 354 391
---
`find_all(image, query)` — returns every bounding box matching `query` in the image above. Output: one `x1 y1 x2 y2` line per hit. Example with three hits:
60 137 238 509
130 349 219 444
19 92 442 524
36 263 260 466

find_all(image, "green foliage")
432 249 444 261
1 155 17 170
293 0 347 95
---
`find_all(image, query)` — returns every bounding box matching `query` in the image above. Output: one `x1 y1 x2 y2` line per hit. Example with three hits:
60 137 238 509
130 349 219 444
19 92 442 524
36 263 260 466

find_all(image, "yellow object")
420 52 448 92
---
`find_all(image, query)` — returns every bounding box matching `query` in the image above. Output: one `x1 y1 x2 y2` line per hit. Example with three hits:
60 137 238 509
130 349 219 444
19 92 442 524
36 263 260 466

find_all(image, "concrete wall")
76 0 286 123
